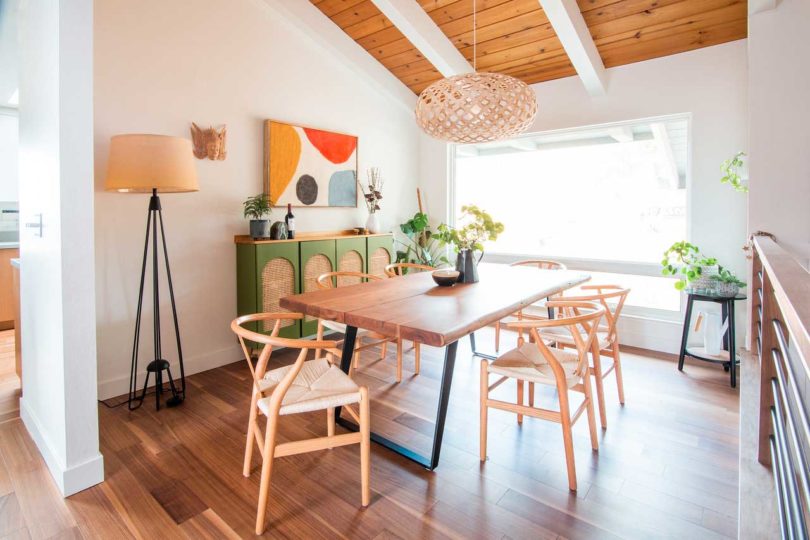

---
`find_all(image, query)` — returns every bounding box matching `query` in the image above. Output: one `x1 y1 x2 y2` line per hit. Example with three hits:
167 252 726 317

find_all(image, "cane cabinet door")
335 237 367 287
300 240 337 336
367 235 393 278
256 242 300 339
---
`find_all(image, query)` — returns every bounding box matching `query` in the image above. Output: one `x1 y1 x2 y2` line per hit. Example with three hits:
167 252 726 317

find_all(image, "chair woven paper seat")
538 328 611 350
258 358 360 415
489 343 582 388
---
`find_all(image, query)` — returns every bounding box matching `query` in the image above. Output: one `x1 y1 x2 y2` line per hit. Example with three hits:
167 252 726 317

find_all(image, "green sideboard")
235 231 394 339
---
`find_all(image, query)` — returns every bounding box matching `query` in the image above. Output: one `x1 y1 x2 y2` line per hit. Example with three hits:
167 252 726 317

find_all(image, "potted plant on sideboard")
243 193 272 239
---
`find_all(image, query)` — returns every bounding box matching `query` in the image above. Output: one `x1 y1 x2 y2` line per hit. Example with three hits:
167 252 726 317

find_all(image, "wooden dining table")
280 263 590 469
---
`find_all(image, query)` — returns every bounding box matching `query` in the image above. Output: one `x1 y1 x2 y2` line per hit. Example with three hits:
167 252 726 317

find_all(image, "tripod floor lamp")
105 134 199 411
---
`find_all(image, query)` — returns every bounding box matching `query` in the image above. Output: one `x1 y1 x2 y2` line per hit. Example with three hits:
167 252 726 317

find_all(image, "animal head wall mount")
190 123 227 160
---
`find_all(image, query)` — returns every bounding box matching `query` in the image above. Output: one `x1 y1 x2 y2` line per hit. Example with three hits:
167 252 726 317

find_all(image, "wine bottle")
285 203 295 239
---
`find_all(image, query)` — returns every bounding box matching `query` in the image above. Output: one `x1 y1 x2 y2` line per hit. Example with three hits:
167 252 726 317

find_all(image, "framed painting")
264 120 358 208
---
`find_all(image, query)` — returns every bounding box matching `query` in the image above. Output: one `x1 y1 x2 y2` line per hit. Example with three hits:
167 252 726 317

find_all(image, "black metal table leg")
678 295 695 371
470 332 496 361
428 341 458 469
333 325 358 422
336 325 459 470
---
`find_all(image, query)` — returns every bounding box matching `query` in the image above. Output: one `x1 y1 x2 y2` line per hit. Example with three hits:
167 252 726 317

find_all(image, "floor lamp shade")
105 134 199 193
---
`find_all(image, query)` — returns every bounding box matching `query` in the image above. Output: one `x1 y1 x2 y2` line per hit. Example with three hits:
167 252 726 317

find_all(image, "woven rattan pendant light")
415 0 538 144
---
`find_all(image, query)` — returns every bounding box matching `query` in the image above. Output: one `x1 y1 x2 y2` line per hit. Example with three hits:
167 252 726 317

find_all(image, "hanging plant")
720 151 748 193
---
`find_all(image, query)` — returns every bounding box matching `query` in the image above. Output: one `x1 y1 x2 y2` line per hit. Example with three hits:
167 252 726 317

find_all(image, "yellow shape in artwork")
267 122 301 204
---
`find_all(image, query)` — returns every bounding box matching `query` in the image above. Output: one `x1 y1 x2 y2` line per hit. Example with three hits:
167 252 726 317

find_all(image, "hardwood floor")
0 328 740 539
0 330 19 424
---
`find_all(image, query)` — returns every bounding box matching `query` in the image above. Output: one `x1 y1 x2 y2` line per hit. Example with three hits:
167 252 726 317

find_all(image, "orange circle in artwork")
303 128 357 164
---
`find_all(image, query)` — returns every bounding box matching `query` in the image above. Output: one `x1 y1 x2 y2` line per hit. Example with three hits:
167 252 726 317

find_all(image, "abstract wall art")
264 120 357 207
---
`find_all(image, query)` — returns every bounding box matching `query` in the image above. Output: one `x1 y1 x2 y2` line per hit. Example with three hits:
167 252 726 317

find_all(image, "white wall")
0 111 18 201
94 0 421 399
748 0 810 266
18 0 102 495
420 41 749 353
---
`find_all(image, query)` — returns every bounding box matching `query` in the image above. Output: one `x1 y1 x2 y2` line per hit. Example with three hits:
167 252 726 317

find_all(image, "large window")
453 116 689 315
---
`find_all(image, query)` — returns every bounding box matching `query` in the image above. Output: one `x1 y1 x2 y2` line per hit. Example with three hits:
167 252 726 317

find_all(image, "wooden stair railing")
751 236 810 539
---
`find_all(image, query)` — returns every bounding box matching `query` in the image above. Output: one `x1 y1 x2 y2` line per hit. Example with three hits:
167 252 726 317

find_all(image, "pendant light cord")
473 0 477 72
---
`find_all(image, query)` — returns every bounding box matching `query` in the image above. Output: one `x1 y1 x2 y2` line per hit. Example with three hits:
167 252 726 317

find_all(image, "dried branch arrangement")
358 167 384 214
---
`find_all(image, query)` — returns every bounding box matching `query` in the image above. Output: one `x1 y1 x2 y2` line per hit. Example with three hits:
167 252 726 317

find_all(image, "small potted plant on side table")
661 241 719 291
244 193 272 239
436 205 504 283
710 268 747 297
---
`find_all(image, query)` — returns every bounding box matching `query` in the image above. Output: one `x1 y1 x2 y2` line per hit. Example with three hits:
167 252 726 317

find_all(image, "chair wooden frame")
383 262 435 277
382 263 436 379
494 259 567 352
546 284 630 429
480 300 604 492
232 312 370 535
316 271 408 381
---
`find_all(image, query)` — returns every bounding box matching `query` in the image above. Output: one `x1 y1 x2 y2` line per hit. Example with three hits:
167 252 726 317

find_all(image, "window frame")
448 113 693 320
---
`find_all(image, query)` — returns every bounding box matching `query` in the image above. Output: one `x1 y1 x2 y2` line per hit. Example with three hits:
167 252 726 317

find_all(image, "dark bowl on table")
432 269 460 287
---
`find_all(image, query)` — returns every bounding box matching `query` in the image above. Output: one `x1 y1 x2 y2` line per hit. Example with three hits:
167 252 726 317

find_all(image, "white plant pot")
690 265 719 291
365 212 381 234
715 282 739 297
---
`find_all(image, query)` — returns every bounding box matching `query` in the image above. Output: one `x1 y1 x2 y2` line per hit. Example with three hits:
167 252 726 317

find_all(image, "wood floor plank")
0 327 740 538
178 509 241 540
64 484 135 540
0 494 26 538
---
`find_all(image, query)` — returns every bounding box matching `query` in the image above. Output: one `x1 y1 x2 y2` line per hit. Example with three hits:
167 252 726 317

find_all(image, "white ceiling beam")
507 139 538 151
607 126 633 143
265 0 416 111
537 0 607 96
650 123 679 189
369 0 472 77
749 0 777 15
456 145 479 157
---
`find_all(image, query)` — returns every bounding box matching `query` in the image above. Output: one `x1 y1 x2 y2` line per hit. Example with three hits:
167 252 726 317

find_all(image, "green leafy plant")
243 193 272 220
395 212 449 267
661 241 719 290
720 151 748 193
400 212 429 236
711 268 746 287
436 205 504 253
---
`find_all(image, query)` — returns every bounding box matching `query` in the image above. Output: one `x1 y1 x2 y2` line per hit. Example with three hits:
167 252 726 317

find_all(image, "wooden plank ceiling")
311 0 747 95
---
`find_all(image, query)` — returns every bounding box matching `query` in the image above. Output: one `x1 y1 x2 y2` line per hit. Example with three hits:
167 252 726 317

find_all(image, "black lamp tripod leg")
128 203 153 411
127 190 186 411
152 200 162 410
158 206 186 402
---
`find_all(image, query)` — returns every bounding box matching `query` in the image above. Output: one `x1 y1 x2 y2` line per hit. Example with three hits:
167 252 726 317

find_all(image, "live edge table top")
280 264 591 347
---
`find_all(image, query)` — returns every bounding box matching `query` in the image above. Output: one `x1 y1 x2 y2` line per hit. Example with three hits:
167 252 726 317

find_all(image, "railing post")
758 267 777 466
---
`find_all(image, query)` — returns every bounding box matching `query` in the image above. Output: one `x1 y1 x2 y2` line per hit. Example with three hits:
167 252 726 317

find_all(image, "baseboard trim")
97 344 242 401
20 399 104 496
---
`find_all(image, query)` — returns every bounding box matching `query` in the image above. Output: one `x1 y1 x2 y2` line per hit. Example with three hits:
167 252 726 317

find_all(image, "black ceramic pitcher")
455 248 482 283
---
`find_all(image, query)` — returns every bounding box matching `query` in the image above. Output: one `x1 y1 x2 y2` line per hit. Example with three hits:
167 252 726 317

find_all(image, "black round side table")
677 292 746 388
